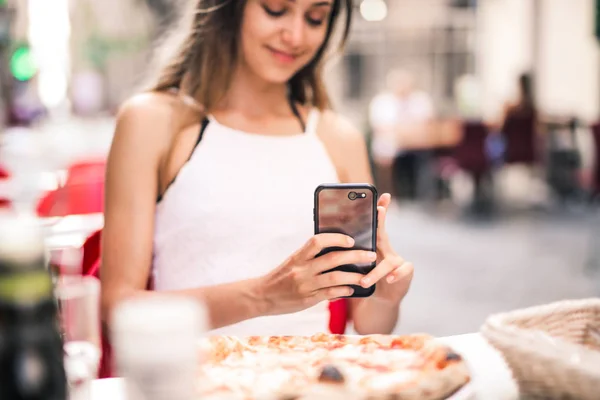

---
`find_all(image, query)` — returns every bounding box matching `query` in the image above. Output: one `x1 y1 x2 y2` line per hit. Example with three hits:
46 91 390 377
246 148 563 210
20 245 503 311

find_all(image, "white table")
91 333 519 400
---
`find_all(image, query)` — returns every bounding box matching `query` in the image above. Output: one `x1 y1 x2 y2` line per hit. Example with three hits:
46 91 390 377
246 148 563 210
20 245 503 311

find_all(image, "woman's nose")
281 16 305 48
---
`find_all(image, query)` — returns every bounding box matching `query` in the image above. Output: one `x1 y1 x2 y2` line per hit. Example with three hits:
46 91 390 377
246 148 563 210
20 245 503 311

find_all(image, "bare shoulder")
116 92 180 142
316 110 372 183
119 91 176 114
112 91 200 157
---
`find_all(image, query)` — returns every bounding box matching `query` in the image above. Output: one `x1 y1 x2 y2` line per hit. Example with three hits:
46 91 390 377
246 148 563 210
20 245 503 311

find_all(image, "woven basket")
480 298 600 400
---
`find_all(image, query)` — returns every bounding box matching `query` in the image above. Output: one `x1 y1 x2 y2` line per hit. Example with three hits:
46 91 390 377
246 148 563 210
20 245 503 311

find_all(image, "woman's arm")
101 94 269 329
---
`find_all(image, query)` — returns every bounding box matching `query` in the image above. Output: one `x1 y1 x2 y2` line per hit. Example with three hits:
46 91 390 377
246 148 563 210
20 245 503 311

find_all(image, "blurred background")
0 0 599 336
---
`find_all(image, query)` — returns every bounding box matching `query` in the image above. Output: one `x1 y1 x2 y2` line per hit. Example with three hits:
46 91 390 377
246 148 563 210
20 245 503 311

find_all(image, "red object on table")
0 164 11 209
36 159 106 217
0 165 10 179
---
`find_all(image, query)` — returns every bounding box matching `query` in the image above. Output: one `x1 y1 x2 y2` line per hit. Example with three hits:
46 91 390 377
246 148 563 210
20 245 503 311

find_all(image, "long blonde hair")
146 0 353 111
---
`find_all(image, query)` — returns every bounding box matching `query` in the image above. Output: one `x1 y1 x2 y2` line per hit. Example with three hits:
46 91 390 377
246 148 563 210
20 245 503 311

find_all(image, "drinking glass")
55 275 101 400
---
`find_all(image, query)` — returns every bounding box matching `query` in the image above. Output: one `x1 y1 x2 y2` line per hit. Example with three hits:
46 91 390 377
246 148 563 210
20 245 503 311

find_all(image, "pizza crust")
374 362 471 400
198 334 471 400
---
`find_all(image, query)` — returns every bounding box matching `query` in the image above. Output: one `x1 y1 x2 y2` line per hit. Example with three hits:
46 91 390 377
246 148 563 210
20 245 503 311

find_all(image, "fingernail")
347 237 354 245
368 252 377 260
387 275 395 283
361 277 370 287
347 288 354 296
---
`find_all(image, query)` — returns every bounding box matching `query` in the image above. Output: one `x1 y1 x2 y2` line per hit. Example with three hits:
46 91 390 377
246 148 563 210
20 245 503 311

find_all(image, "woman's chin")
254 67 299 86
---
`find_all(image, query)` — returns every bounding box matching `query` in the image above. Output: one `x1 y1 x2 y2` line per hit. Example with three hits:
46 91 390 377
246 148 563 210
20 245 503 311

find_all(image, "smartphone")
313 183 378 298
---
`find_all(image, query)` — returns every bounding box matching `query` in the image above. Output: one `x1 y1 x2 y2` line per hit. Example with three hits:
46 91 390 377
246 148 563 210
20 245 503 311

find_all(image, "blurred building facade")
0 0 599 129
327 0 600 129
326 0 477 127
477 0 600 123
68 0 154 113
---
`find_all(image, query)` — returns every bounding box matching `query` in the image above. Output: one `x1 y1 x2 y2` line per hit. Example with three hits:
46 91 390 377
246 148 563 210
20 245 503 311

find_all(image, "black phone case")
313 183 378 298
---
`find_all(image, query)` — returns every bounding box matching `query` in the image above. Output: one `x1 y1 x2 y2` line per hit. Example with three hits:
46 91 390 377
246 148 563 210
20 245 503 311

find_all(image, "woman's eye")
306 11 328 27
263 4 286 17
306 17 325 27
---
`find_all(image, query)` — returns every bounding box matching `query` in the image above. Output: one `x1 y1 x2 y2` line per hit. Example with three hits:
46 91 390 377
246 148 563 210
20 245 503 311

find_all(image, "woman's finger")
376 205 394 254
377 193 392 209
298 233 354 260
311 286 355 304
309 250 377 274
358 256 404 288
311 271 365 291
386 262 414 284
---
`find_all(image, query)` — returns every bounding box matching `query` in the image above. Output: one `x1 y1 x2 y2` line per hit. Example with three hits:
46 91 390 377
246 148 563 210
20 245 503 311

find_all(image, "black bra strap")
157 117 210 203
194 117 210 150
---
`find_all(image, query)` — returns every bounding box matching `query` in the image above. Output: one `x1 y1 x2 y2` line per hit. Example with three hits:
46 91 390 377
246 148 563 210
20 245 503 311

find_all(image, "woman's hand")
358 193 414 305
258 234 377 315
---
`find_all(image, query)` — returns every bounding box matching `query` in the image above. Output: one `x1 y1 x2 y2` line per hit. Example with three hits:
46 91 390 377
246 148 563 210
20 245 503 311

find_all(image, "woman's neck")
217 64 292 118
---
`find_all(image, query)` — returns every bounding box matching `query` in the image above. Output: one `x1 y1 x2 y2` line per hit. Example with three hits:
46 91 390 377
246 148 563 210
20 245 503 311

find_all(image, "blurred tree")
10 44 36 82
69 0 155 110
79 1 151 71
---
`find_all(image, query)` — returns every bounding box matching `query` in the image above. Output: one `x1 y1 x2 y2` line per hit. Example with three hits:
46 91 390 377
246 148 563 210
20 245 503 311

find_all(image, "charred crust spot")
318 365 345 384
445 351 462 361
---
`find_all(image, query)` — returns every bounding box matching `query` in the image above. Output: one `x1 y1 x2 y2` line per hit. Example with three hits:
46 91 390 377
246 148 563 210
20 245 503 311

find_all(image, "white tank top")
153 109 340 335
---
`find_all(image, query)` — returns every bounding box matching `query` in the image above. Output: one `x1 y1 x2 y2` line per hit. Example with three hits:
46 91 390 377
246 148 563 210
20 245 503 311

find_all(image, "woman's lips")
267 46 298 64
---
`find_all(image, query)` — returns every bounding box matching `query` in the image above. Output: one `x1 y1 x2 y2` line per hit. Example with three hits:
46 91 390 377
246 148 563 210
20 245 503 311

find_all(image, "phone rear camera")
348 191 357 200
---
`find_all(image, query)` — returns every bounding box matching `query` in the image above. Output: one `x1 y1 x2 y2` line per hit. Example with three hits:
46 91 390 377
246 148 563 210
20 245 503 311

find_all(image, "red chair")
81 230 349 379
454 121 490 175
80 231 109 378
502 110 538 165
36 159 106 218
0 164 11 209
453 120 492 207
592 122 600 197
37 181 104 217
65 159 106 186
0 165 10 179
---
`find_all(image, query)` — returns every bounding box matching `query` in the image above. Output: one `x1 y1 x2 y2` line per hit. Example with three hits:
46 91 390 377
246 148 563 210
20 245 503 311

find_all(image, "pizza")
197 333 471 400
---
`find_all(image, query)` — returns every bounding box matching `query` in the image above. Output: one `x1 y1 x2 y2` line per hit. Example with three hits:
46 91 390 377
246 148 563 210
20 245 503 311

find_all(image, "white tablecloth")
91 333 519 400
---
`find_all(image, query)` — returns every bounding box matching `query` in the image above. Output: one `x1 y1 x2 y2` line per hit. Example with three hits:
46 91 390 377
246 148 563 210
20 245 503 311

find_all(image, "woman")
491 72 539 166
101 0 414 336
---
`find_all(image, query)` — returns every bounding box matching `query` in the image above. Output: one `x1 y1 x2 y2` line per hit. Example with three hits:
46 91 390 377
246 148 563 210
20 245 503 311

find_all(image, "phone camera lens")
348 191 357 200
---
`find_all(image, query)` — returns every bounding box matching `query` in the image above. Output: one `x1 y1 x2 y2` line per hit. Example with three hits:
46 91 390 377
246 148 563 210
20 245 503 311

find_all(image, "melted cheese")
363 370 419 391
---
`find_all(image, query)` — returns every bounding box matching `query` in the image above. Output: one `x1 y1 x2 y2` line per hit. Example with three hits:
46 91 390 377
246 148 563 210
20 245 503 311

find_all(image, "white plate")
448 382 476 400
